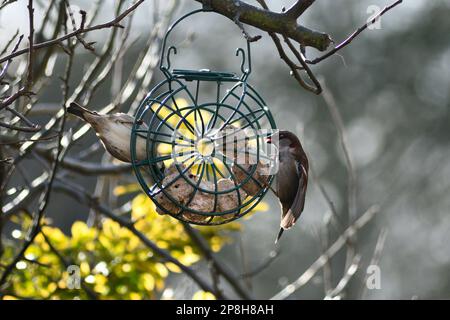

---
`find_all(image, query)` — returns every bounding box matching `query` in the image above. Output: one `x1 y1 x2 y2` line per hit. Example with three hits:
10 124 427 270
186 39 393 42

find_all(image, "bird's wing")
116 113 136 124
281 160 308 229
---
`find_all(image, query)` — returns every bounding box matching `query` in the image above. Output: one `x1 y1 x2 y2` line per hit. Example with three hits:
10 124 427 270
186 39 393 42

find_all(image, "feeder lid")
173 68 239 82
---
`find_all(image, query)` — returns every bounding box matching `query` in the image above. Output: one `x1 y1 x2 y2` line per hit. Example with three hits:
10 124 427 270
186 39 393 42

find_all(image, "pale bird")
67 102 147 163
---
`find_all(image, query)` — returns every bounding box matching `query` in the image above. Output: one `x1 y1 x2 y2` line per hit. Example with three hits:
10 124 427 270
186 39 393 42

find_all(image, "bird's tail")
275 228 284 244
281 210 297 229
275 212 298 244
67 102 94 121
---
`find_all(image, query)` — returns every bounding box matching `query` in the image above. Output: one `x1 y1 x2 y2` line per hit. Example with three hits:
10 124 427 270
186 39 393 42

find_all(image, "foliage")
1 191 242 300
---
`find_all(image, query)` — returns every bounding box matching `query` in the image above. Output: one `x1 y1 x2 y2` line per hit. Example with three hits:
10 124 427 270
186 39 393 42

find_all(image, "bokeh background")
1 0 449 299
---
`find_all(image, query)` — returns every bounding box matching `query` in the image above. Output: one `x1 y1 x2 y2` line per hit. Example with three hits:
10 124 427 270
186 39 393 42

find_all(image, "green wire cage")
130 8 277 225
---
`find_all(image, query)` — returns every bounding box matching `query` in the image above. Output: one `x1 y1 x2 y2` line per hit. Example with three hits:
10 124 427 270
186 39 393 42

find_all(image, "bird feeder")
130 8 277 225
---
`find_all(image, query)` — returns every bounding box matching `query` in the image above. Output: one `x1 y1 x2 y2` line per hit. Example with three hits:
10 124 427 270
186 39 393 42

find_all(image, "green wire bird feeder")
131 8 277 225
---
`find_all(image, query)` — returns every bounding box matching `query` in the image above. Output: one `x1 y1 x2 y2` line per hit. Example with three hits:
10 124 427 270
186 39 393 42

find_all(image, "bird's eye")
174 184 179 189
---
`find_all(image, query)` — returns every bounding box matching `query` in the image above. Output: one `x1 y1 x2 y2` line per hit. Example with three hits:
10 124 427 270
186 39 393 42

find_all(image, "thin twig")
360 228 388 298
271 205 380 300
306 0 403 65
320 81 357 272
0 0 144 65
285 0 315 18
256 0 321 94
26 0 35 90
239 250 279 279
320 217 333 295
325 254 361 299
65 1 95 52
0 34 24 81
183 223 252 299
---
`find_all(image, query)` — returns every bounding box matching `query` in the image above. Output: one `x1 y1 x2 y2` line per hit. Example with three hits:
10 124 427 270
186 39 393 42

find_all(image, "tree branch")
193 0 332 51
285 0 315 18
183 223 253 299
306 0 403 65
271 205 380 300
0 0 144 65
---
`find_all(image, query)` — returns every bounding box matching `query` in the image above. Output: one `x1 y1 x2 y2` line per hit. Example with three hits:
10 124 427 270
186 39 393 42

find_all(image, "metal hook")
167 46 177 70
235 47 247 74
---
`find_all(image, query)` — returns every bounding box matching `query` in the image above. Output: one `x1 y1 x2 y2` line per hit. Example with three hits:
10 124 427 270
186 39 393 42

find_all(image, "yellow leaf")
71 221 89 237
165 262 181 273
192 291 216 300
254 201 269 212
113 184 140 196
129 292 141 300
93 274 109 295
156 240 169 249
141 273 155 291
122 263 132 273
173 98 189 109
47 282 57 293
71 221 96 244
154 263 169 278
131 193 151 220
41 226 68 249
157 143 173 155
179 248 200 265
102 219 121 239
163 158 174 168
80 261 90 275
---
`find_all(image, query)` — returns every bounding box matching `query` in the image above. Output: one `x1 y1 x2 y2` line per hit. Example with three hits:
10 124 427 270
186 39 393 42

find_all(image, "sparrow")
67 102 147 163
267 130 309 243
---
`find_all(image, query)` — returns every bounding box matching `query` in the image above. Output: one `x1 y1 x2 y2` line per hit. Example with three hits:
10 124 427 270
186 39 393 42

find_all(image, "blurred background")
1 0 449 299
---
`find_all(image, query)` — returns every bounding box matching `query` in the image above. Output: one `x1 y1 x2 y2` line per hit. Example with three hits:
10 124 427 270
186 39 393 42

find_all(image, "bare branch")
306 0 403 65
26 0 35 90
183 223 253 299
65 1 95 52
0 34 23 81
360 228 388 298
0 0 17 11
0 0 144 65
271 205 380 300
325 254 361 299
320 81 358 272
193 0 332 51
256 0 321 94
285 0 315 19
283 36 321 93
239 250 279 279
0 120 40 132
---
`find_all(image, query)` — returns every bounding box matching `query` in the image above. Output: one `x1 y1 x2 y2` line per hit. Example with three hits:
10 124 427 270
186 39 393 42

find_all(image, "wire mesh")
130 9 277 225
